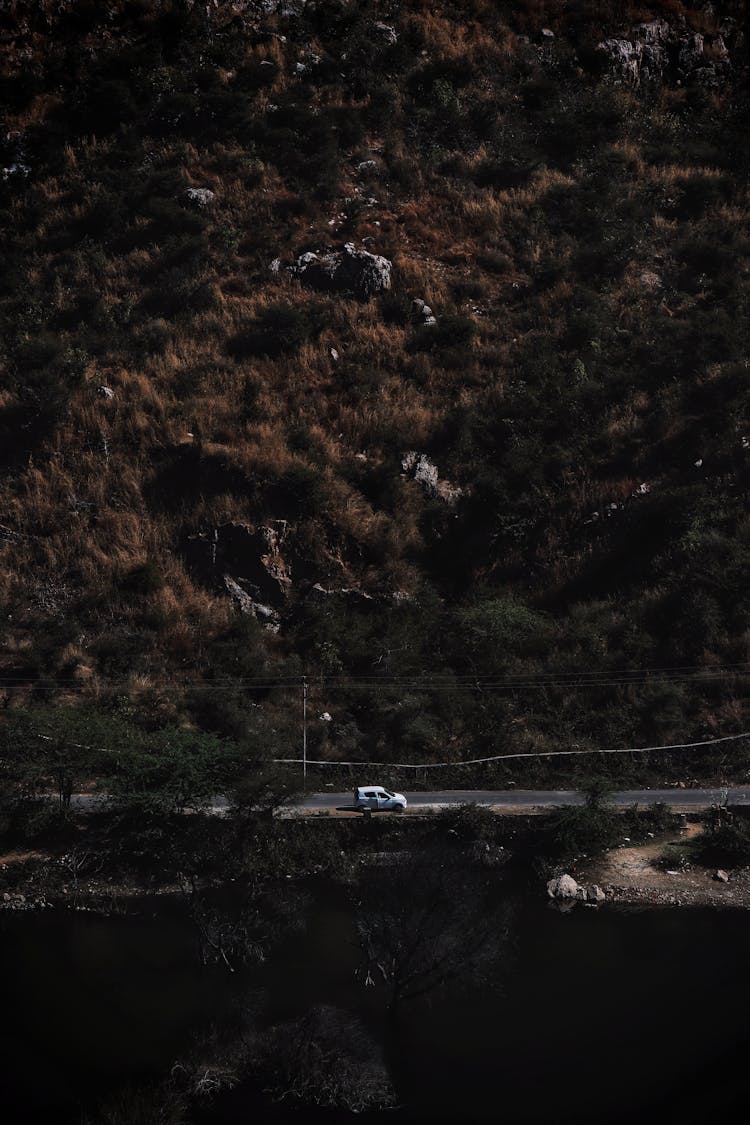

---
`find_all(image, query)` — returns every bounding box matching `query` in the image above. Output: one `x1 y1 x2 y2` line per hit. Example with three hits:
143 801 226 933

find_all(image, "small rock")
715 869 730 883
586 885 606 903
540 28 555 38
269 257 283 274
373 21 398 45
97 385 114 399
184 187 215 207
329 346 340 362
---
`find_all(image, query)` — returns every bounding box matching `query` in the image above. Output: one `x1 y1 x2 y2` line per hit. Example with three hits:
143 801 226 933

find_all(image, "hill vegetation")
1 0 749 778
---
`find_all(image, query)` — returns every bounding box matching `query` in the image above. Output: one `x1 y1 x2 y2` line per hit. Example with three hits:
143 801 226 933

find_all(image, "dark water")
1 886 749 1122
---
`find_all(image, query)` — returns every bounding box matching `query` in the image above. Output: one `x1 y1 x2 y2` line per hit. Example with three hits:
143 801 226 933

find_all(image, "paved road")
69 788 749 815
293 788 750 813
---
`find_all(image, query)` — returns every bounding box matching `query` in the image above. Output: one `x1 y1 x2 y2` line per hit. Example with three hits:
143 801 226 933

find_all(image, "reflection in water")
1 885 750 1122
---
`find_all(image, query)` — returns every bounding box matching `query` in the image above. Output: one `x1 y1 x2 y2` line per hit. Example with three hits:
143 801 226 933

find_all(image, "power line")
273 729 750 770
2 662 750 691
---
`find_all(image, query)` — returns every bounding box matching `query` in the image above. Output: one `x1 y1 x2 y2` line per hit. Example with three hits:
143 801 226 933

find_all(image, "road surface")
69 788 749 815
291 788 749 814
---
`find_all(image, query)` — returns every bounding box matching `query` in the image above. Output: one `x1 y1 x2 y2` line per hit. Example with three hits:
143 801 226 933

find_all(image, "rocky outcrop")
224 575 280 632
597 19 733 88
184 522 291 606
293 243 392 299
402 452 463 506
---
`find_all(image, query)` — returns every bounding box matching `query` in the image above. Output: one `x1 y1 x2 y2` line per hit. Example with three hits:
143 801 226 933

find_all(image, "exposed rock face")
185 522 291 605
184 187 216 206
597 19 731 87
402 452 463 506
224 575 280 631
293 243 392 299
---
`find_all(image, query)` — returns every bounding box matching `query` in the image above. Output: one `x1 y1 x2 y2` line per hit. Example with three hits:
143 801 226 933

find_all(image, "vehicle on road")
353 785 407 812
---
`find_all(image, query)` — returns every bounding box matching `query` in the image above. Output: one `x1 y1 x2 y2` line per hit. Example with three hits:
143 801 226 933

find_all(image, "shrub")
228 303 323 360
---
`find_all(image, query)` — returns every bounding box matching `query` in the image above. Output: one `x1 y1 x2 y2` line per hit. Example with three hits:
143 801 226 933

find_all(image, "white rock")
546 873 581 899
184 187 215 206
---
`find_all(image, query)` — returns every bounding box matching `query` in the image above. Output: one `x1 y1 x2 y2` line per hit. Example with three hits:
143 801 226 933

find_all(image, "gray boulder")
184 187 216 207
586 884 607 903
373 21 398 46
412 298 438 327
293 243 392 299
546 873 587 900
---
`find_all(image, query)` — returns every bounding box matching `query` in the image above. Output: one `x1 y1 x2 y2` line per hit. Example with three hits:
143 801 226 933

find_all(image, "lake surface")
1 883 749 1122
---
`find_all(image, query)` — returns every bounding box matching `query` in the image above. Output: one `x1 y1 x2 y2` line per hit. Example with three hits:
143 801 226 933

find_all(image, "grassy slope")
0 0 749 772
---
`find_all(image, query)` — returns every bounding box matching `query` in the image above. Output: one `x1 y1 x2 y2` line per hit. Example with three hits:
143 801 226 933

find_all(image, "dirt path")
579 823 750 907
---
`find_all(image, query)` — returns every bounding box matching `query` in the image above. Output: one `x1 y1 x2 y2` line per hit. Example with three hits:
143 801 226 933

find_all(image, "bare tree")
352 843 511 1011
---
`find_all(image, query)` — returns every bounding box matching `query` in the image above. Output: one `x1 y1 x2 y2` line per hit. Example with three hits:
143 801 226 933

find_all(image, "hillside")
1 0 749 772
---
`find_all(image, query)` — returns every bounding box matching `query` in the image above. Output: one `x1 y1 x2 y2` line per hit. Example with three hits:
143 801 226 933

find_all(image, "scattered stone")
184 187 215 207
329 346 340 362
269 257 283 274
540 28 555 39
97 385 114 399
293 243 392 299
715 869 730 883
586 884 607 904
309 583 374 604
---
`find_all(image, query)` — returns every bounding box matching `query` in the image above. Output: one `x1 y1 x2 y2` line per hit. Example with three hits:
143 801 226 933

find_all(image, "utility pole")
302 675 308 789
